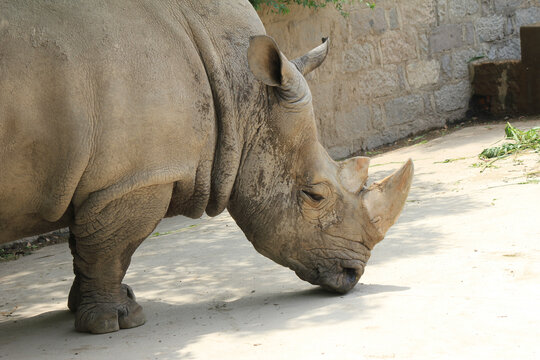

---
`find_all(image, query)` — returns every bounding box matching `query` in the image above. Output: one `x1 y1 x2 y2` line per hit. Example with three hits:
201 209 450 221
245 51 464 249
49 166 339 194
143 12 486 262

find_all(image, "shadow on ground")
0 125 503 359
0 258 408 359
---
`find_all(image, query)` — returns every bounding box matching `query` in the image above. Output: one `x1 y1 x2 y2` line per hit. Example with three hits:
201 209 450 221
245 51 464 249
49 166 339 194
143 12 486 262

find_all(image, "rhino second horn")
339 156 370 194
361 159 414 247
291 37 329 76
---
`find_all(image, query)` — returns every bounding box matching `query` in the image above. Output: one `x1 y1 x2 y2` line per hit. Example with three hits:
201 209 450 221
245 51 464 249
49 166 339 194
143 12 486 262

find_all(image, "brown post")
519 23 540 115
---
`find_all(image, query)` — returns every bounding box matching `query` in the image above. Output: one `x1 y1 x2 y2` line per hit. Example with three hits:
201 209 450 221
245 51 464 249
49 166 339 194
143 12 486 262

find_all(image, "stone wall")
258 0 540 158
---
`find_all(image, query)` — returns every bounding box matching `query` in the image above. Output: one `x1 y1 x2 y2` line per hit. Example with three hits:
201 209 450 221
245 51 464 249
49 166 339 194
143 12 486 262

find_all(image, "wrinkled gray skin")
0 0 413 333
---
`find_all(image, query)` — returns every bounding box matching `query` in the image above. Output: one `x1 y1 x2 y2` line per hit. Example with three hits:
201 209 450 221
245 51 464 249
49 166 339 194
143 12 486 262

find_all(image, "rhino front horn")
361 159 414 247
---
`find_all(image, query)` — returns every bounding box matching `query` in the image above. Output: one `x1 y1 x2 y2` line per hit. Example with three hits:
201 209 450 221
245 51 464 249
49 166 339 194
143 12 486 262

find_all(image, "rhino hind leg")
68 183 173 334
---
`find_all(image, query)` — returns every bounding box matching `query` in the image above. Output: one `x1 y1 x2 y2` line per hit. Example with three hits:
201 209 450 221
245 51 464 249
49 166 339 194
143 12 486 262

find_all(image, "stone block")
494 0 521 15
449 0 480 19
350 9 372 35
493 37 521 60
384 94 425 126
436 0 447 23
380 31 417 63
505 17 515 36
451 48 478 78
310 80 334 112
400 0 436 25
350 7 387 35
328 145 353 160
515 7 540 28
429 24 463 53
334 104 372 141
463 22 476 45
343 43 373 73
366 104 393 149
370 7 387 34
481 37 520 60
393 115 441 139
387 8 399 30
263 21 292 51
475 15 505 42
434 81 471 112
441 54 452 78
480 0 494 16
355 65 400 98
285 20 333 52
396 65 409 91
407 60 440 88
423 93 436 114
371 103 384 127
418 32 429 56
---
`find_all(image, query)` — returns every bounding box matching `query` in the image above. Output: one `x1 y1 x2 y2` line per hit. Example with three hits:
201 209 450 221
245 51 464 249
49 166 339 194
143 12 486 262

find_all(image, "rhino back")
0 1 216 241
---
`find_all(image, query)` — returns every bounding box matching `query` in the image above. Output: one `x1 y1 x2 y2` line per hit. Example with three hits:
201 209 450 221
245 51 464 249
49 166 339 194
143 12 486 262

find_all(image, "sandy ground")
1 119 539 360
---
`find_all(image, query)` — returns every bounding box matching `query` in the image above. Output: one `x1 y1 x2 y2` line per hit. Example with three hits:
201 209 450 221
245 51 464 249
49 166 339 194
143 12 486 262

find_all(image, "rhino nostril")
343 267 357 284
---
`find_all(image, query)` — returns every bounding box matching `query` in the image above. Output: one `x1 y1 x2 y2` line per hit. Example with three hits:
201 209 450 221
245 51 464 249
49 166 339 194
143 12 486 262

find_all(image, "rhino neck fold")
179 1 267 216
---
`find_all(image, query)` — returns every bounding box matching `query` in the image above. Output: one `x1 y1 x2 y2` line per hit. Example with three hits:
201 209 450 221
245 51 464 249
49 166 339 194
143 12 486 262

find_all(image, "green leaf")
467 55 486 63
479 122 540 160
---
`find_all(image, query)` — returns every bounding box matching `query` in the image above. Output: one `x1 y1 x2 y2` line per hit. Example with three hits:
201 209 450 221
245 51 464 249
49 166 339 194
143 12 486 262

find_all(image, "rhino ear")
248 35 297 87
291 37 329 76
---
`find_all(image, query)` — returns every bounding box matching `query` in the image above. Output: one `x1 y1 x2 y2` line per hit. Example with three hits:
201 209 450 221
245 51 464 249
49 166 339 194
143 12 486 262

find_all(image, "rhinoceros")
0 0 413 333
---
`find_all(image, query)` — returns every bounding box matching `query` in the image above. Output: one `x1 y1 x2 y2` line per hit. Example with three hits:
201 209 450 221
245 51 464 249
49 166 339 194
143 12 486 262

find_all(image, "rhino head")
227 36 413 294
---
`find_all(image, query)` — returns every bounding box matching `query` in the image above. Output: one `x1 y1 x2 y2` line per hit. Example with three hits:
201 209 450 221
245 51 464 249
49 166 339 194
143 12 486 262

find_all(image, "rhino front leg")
68 183 173 334
68 234 137 312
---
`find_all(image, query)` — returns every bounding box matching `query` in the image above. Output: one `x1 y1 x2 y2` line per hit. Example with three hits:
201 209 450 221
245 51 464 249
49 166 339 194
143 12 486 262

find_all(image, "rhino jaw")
362 159 414 248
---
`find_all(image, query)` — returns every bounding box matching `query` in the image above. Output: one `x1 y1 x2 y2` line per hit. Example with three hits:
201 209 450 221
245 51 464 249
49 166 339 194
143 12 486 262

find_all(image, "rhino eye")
302 190 325 202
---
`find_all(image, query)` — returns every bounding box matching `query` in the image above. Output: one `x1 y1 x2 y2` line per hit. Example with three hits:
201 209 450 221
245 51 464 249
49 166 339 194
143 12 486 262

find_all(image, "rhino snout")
317 263 365 294
294 259 366 294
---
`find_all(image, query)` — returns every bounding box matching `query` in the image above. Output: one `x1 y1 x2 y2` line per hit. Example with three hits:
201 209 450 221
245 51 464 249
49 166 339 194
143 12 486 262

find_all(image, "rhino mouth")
293 261 365 294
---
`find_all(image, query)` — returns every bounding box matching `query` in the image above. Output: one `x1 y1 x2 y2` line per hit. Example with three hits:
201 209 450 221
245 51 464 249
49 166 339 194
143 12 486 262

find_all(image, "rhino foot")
70 277 144 334
69 279 136 312
75 296 145 334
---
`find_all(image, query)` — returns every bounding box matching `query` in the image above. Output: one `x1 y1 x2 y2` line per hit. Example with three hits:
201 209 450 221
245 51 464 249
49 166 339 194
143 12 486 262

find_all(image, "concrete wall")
258 0 540 158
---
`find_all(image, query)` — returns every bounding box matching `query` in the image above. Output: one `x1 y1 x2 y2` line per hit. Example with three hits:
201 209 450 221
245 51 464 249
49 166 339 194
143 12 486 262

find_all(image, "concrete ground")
1 119 539 360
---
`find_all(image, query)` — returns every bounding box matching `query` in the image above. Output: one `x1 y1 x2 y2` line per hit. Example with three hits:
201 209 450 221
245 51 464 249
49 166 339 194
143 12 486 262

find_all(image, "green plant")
249 0 375 16
434 157 467 164
479 122 540 160
471 161 499 172
467 55 486 63
473 122 540 172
